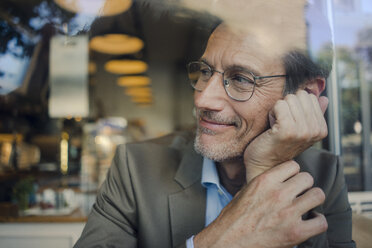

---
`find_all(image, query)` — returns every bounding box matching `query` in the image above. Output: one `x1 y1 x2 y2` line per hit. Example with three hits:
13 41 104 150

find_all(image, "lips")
199 116 235 131
196 109 241 132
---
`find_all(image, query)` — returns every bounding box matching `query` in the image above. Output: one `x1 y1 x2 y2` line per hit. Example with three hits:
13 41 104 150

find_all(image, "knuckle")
294 130 311 143
275 99 286 107
320 125 328 138
301 172 314 186
284 94 296 102
274 100 287 111
319 214 328 232
309 93 318 101
313 128 322 139
296 90 308 99
312 187 326 203
321 130 328 139
299 129 311 141
279 129 296 141
290 161 301 173
254 172 269 186
288 225 302 243
310 124 320 135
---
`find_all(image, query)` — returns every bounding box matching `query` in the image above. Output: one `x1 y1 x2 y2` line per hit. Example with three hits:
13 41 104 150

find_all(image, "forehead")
201 0 308 72
191 0 308 58
203 25 284 74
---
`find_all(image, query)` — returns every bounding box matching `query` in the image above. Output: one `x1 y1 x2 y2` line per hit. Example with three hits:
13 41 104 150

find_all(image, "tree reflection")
0 0 76 58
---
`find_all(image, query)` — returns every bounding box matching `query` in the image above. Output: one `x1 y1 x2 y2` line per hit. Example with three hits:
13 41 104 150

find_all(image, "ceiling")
0 0 217 121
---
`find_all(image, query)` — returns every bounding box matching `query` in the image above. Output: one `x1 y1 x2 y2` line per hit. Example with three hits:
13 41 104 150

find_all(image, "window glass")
332 0 372 190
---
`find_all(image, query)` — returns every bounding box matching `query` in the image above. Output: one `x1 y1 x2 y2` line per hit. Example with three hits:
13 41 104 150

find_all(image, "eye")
230 74 254 85
227 73 255 92
199 66 212 78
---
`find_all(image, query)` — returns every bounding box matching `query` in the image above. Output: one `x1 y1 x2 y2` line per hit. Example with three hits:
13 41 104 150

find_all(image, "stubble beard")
194 125 247 163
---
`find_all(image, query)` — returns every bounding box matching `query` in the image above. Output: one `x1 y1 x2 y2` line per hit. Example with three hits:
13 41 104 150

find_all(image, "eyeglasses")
187 61 287 101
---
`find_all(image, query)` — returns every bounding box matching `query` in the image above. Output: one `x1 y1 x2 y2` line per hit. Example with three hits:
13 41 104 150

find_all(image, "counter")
0 207 87 248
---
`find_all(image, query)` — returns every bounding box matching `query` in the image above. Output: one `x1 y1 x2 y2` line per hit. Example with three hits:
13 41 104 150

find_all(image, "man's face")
194 25 286 162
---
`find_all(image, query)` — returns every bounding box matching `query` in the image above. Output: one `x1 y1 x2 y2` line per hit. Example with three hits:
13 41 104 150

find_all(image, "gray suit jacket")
74 132 355 248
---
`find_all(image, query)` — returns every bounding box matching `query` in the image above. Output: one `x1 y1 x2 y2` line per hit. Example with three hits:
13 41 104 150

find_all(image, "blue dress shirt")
186 157 297 248
201 157 233 226
186 157 233 247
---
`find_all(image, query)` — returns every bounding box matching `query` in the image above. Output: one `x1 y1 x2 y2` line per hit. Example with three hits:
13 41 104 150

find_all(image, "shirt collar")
201 157 221 187
201 157 233 200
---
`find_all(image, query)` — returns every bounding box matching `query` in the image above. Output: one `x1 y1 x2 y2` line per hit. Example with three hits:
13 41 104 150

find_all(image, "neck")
217 159 246 196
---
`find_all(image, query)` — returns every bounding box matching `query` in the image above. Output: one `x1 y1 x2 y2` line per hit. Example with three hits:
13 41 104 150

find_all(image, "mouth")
199 116 236 131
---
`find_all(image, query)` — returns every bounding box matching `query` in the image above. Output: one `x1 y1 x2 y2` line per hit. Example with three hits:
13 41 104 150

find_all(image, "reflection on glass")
332 0 372 190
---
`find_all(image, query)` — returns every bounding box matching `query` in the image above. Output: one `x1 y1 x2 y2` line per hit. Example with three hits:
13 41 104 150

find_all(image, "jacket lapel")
169 143 206 247
295 150 328 248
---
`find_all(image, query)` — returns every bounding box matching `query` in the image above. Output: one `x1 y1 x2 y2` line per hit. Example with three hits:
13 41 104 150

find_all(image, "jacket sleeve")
323 155 356 248
74 145 138 248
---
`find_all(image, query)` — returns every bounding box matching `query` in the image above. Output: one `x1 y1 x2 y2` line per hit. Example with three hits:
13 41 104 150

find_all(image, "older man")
75 2 354 248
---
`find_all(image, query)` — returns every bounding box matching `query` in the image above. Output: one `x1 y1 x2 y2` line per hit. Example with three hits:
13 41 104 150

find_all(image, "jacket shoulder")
296 147 348 209
113 131 198 191
120 131 194 152
296 147 341 193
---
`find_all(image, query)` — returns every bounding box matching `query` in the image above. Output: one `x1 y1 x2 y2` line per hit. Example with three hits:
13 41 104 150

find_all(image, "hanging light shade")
117 76 151 87
54 0 132 16
132 96 152 102
89 62 97 74
105 60 148 74
125 87 152 97
90 34 144 55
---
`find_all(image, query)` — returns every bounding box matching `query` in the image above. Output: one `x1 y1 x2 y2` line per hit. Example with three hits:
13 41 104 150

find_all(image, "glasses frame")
187 61 287 102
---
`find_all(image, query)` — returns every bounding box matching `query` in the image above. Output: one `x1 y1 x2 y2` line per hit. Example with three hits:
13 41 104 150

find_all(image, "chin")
194 129 245 162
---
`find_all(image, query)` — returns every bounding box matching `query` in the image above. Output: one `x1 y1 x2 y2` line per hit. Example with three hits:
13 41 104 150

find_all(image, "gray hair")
282 49 332 95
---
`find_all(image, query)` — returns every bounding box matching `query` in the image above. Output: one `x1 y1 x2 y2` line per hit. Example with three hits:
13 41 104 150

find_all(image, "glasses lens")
187 62 211 90
186 62 256 101
224 71 255 101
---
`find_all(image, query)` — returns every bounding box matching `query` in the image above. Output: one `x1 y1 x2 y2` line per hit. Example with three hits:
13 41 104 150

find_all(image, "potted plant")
12 177 35 212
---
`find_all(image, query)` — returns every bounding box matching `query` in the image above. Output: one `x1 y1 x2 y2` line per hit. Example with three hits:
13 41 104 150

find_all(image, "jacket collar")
169 140 206 247
174 141 203 188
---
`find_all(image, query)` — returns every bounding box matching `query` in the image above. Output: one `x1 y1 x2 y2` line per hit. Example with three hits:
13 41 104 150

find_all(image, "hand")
244 90 328 182
194 161 328 248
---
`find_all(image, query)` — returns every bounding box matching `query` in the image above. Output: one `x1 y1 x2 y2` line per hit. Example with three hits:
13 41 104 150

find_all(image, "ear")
302 77 326 98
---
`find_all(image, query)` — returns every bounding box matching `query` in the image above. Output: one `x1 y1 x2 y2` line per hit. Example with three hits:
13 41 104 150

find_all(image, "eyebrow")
199 58 211 66
199 58 261 76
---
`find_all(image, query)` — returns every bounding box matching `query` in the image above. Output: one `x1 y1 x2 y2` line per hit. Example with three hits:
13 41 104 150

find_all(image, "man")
75 2 354 248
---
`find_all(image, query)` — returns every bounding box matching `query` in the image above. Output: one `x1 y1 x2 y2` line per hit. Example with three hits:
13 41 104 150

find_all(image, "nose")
194 72 227 111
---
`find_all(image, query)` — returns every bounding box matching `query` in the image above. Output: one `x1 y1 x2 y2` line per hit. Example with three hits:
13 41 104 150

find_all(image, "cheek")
236 88 282 134
253 86 284 111
235 102 269 137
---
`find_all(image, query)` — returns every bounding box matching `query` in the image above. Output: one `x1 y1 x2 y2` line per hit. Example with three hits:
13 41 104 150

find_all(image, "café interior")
0 0 372 247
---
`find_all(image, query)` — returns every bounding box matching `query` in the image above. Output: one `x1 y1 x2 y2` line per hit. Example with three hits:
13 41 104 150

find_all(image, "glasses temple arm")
255 75 287 80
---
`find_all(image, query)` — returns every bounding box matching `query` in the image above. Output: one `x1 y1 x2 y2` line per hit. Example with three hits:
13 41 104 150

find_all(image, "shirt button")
218 189 223 195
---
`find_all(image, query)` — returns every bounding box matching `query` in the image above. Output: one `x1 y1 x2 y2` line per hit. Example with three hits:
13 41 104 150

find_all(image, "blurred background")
0 0 372 247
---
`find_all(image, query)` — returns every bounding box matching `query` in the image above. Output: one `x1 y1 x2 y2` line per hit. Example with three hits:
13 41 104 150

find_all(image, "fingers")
310 95 328 138
318 96 329 114
286 211 328 245
293 187 325 215
269 99 292 133
285 94 308 127
270 90 328 141
263 160 300 183
284 171 314 197
300 211 328 240
292 91 321 132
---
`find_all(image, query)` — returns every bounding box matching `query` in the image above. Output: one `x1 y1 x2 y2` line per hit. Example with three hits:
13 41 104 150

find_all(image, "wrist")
193 223 222 248
244 161 272 182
